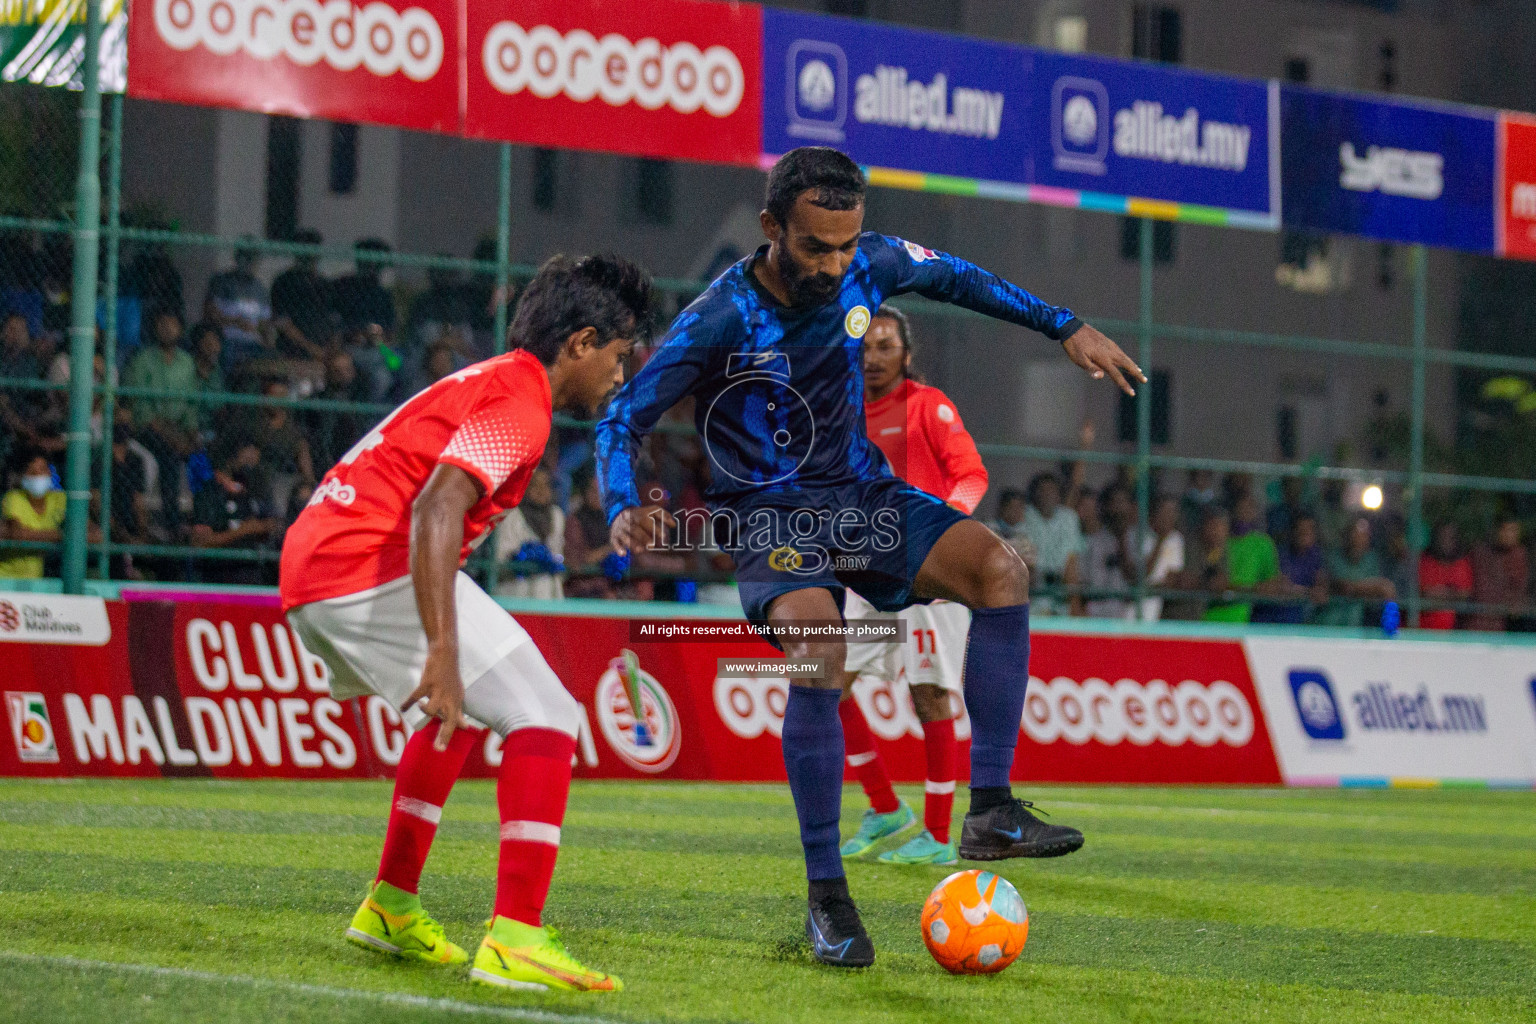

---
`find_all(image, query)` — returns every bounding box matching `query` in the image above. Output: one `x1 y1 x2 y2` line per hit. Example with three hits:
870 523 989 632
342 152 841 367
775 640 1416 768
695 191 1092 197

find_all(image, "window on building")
629 158 675 226
1121 217 1176 263
1123 6 1180 262
533 148 559 212
329 123 358 195
824 0 867 16
265 115 300 241
1131 4 1182 64
1053 15 1089 52
1117 369 1171 445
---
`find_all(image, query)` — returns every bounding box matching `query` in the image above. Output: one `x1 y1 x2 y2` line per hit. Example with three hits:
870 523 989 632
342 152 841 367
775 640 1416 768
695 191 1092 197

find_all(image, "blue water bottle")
1381 600 1400 638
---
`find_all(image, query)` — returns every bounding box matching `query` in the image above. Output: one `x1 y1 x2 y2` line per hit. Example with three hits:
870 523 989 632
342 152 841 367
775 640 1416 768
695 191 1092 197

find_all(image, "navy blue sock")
781 685 845 881
962 603 1030 791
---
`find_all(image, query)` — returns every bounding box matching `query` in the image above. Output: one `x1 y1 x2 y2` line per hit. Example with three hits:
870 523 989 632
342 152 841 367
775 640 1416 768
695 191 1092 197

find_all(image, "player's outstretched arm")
874 236 1145 395
405 463 481 750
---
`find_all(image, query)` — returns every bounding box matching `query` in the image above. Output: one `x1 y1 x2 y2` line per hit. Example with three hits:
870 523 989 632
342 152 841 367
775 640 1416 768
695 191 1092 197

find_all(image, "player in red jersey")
280 254 650 993
838 306 987 866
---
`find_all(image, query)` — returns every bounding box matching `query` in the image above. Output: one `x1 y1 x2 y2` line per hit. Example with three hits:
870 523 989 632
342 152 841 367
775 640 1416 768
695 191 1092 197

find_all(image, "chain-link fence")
6 78 1536 631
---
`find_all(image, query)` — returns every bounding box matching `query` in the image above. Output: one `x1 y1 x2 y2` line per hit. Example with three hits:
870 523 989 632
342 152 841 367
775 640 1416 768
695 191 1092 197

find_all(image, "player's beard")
776 247 842 307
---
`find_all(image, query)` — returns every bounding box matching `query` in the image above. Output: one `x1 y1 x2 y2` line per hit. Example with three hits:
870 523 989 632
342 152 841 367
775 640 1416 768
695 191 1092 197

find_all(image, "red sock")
377 720 481 894
921 718 957 843
494 728 577 926
838 698 899 814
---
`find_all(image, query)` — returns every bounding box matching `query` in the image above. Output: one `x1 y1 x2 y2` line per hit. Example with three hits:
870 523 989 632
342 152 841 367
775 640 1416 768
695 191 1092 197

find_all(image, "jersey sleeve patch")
903 239 939 262
440 407 541 494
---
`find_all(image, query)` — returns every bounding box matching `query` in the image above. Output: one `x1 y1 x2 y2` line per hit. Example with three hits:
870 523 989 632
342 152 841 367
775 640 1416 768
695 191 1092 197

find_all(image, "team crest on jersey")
903 240 939 262
768 546 804 572
936 404 955 423
844 305 872 339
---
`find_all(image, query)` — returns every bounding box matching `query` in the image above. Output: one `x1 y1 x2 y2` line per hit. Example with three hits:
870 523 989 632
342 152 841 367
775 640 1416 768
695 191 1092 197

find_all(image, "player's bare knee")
978 540 1029 606
910 683 952 723
785 637 845 690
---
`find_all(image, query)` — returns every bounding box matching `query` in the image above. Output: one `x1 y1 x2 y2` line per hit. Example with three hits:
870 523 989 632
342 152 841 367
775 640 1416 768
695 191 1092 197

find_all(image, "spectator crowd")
1 233 1532 629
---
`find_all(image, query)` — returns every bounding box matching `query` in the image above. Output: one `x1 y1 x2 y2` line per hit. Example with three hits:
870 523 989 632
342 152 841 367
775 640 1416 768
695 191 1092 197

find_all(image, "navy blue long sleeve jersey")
596 233 1081 522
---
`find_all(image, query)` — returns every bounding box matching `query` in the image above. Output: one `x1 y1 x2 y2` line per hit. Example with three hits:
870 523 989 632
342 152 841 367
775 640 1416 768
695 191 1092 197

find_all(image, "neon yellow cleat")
344 881 468 965
470 916 623 992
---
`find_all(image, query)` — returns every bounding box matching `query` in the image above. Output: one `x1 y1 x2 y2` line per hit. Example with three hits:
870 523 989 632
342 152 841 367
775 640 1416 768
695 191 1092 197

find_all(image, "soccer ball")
921 870 1029 974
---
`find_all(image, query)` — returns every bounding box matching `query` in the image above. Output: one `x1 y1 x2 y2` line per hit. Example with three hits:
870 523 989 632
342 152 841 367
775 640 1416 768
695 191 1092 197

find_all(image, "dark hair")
1026 472 1061 506
765 147 865 226
509 253 652 365
871 303 922 384
998 488 1027 508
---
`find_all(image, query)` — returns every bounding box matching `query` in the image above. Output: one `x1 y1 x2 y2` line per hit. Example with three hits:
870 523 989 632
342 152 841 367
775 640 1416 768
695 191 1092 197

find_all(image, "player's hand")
1063 325 1146 397
404 648 466 751
609 504 677 555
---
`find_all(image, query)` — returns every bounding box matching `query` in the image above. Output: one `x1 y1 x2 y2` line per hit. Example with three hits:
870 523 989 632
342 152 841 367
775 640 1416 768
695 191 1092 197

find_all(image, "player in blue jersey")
596 148 1143 968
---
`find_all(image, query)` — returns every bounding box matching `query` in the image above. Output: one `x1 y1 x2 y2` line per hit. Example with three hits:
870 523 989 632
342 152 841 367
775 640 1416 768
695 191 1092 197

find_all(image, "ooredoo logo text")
153 0 446 82
1022 676 1255 747
482 22 745 117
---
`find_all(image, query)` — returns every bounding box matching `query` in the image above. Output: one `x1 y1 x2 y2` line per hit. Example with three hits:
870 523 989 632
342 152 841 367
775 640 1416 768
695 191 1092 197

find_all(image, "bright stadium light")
1361 484 1384 511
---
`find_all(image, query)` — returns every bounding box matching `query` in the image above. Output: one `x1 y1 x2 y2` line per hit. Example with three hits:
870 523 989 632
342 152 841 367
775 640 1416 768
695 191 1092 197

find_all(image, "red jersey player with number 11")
839 306 987 866
279 254 651 993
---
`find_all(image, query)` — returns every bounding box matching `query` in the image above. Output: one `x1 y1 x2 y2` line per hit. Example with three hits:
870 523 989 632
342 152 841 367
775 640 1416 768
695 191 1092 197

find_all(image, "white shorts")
286 572 579 737
843 591 971 693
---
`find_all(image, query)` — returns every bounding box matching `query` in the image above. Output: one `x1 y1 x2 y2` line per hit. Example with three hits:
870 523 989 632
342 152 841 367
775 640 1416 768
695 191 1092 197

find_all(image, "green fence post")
1133 217 1154 619
484 142 514 596
1406 244 1428 627
62 0 103 594
96 90 123 580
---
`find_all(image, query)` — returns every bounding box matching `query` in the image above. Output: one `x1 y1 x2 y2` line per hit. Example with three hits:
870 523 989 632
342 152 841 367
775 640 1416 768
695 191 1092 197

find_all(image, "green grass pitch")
0 779 1531 1024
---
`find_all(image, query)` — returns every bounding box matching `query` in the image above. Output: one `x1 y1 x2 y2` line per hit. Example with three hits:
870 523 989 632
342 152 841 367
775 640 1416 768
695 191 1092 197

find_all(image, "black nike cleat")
805 891 876 967
959 797 1085 861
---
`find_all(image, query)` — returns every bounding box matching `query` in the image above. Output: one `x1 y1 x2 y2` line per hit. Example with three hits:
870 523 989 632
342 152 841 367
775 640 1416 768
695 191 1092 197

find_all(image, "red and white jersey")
279 349 552 610
864 378 988 515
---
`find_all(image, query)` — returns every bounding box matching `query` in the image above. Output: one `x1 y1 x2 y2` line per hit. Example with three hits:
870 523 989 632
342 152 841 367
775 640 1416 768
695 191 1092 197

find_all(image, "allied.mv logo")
1288 669 1346 741
1051 76 1110 174
786 39 848 141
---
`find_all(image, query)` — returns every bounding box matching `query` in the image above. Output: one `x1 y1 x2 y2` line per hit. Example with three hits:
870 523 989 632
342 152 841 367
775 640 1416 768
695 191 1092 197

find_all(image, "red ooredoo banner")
128 0 462 132
463 0 762 164
1500 114 1536 261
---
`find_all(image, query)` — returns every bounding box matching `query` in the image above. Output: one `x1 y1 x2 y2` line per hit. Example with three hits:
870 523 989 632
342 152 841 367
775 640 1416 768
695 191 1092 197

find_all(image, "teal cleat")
876 829 959 866
840 800 916 858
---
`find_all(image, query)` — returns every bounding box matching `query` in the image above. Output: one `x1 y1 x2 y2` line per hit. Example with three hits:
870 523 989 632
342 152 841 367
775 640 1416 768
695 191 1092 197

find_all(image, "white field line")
0 950 633 1024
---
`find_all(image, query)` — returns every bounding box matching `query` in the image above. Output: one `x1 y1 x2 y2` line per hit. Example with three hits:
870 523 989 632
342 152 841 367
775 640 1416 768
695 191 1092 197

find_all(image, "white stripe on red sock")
393 796 443 824
924 780 956 795
499 820 561 845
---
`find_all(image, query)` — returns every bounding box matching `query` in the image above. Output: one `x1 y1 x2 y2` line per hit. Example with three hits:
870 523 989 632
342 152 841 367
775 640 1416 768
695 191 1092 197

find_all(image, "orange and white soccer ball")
921 869 1029 974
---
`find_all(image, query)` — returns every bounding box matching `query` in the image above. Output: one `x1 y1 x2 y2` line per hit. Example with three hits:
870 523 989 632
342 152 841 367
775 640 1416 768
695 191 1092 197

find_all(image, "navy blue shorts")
713 476 969 630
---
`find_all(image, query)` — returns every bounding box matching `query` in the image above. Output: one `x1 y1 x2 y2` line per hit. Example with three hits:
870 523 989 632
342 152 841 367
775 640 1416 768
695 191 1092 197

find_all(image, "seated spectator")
990 488 1027 540
1081 486 1134 618
0 452 66 578
270 228 335 361
246 379 316 514
1022 471 1082 615
190 321 225 411
564 465 619 599
403 339 459 397
1135 493 1185 622
122 234 184 319
494 466 565 600
0 311 45 433
1318 517 1396 627
92 425 150 579
1205 495 1290 623
125 309 200 534
305 350 372 471
1167 505 1229 620
1419 521 1472 630
1180 468 1219 539
333 239 397 334
1466 514 1529 632
1254 512 1328 625
405 262 476 358
203 242 273 372
190 439 278 586
1266 475 1308 542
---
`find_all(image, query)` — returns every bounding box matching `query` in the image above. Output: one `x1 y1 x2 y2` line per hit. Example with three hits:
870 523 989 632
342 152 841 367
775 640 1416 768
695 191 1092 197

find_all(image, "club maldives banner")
760 9 1278 226
1281 86 1498 253
1498 113 1536 261
463 0 760 164
1244 636 1536 787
